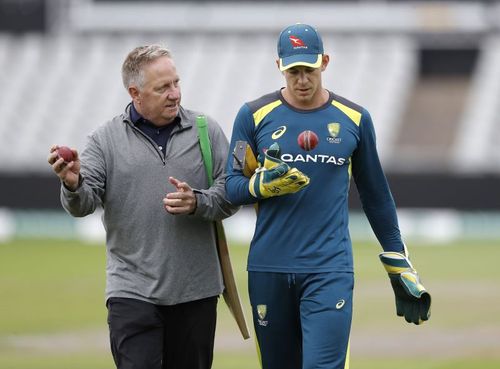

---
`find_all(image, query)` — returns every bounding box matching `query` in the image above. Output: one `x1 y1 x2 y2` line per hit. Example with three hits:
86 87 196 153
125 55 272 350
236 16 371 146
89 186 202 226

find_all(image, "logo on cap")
289 36 306 48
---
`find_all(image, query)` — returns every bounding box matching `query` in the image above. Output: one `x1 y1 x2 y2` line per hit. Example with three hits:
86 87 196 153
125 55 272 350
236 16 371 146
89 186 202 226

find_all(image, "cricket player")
225 23 431 369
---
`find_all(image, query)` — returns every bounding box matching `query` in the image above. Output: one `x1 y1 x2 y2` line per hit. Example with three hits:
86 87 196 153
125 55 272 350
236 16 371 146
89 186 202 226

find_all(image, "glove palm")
249 143 309 199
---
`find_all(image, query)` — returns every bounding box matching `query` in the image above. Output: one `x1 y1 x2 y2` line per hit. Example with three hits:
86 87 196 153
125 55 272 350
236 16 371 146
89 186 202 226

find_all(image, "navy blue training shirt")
225 90 405 273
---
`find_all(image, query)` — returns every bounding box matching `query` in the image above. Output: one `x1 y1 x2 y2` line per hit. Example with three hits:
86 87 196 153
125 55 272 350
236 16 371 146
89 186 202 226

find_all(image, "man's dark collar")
129 102 181 127
130 102 143 125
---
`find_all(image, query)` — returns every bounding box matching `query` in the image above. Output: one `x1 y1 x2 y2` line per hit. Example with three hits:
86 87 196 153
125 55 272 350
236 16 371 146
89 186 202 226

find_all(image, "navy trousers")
249 271 354 369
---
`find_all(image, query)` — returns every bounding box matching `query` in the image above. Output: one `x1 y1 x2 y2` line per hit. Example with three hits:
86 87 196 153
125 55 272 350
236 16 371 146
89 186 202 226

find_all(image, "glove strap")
379 251 415 275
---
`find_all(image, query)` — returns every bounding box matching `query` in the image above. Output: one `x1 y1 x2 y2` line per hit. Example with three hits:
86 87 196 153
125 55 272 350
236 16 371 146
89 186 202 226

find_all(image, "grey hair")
121 45 172 90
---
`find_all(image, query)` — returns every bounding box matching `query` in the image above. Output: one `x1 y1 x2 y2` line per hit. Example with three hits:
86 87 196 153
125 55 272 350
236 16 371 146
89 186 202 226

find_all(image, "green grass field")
1 238 499 369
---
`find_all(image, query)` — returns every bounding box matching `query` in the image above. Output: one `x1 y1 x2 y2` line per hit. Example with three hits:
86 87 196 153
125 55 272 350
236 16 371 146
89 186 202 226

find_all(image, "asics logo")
336 299 346 309
271 126 287 139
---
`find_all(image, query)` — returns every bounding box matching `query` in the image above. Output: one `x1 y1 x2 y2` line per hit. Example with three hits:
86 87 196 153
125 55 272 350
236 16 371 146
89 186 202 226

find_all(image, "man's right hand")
47 145 81 191
248 143 309 199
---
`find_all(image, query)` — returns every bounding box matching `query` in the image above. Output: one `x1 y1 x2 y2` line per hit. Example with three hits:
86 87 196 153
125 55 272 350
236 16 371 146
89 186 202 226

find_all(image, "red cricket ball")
297 130 319 151
56 146 74 163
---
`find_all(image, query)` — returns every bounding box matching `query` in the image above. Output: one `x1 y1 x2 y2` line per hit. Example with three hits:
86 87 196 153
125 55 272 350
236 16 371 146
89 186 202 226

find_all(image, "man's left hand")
379 250 431 325
163 177 197 215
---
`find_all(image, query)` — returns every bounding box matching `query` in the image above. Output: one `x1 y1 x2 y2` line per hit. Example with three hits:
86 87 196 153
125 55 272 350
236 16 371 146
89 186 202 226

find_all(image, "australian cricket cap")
277 23 324 71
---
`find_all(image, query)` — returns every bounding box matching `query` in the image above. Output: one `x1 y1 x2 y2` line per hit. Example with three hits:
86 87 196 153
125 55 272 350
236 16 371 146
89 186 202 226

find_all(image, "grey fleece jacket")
61 104 239 305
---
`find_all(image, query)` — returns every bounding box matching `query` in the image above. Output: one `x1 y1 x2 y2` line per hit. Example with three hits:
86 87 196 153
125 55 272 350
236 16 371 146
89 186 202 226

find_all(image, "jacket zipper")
127 120 166 165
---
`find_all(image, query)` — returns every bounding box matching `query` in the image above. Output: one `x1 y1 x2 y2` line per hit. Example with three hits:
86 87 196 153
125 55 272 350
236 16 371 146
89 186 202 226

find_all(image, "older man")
48 45 238 369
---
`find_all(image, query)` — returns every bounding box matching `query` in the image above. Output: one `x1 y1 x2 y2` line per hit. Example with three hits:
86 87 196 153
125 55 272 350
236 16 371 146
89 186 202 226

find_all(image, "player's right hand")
47 145 81 191
248 143 309 199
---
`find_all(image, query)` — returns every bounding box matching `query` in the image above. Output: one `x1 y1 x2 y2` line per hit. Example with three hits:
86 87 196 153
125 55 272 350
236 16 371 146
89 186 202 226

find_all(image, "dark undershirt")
130 103 179 155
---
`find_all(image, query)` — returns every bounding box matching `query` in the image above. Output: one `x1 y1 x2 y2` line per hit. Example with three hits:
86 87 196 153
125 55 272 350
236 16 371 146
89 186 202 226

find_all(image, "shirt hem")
105 287 223 306
247 265 353 273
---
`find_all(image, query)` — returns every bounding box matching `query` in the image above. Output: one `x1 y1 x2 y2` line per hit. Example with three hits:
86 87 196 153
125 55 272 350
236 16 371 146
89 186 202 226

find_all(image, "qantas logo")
289 36 306 48
281 153 347 166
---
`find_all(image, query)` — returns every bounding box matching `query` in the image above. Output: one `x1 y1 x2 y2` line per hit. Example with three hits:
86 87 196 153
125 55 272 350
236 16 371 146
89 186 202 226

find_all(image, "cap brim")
279 54 322 71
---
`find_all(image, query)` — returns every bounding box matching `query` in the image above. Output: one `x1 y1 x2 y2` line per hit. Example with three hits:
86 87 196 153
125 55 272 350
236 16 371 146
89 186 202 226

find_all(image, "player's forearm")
225 175 256 206
363 201 405 252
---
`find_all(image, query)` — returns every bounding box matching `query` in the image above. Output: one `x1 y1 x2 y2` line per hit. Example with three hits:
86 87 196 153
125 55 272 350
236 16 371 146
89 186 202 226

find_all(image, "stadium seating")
0 32 416 172
0 1 499 239
451 36 500 173
0 1 499 175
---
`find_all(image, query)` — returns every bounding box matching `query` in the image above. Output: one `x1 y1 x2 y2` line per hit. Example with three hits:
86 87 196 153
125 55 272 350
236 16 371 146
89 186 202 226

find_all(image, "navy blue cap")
277 23 324 71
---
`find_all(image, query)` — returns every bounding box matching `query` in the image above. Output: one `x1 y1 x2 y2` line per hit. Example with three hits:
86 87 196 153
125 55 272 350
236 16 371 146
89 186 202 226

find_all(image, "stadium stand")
0 0 499 212
452 35 500 173
0 31 416 172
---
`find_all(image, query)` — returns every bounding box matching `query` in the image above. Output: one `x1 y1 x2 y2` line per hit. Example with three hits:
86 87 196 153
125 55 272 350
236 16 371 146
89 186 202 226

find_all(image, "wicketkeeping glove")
379 250 431 325
248 143 309 199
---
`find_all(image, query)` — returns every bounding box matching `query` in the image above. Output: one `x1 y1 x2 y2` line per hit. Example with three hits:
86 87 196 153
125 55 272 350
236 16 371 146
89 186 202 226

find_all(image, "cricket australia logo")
327 123 342 144
257 304 269 326
271 125 287 139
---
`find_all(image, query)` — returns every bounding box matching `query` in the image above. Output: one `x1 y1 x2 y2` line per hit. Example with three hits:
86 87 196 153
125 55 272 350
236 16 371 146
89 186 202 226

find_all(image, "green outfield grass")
1 238 499 369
